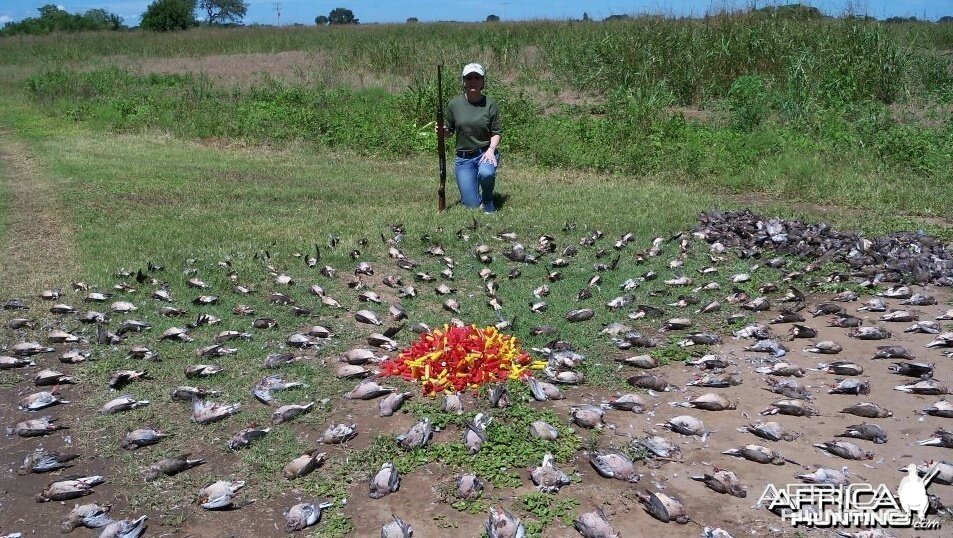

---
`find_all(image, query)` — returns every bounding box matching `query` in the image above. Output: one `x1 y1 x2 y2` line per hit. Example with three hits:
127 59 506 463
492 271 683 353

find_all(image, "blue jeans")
455 150 500 211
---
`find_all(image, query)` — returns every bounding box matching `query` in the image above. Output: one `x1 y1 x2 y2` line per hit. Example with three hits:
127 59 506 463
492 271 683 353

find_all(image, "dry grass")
0 130 78 294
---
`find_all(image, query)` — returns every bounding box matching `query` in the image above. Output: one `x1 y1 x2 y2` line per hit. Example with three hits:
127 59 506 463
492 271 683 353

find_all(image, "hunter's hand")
480 149 497 166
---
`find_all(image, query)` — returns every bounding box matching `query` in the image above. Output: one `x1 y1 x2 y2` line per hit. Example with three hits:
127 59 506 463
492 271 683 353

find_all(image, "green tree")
0 4 125 35
141 0 198 31
199 0 247 25
328 7 358 24
315 15 329 25
486 14 500 22
406 17 418 23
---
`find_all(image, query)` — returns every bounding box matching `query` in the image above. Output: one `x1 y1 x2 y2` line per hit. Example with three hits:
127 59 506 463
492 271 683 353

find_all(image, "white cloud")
0 15 13 25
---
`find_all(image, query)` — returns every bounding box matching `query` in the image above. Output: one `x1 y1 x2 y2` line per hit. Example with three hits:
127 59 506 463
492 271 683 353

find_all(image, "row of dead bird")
4 216 953 537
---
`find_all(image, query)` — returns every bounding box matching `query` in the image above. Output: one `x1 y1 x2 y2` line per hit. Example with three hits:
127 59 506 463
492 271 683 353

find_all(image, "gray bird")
485 507 525 538
441 393 464 415
456 474 484 500
916 429 953 448
379 392 414 416
100 395 149 415
639 435 681 459
589 449 639 482
369 462 400 499
922 400 953 418
755 361 804 377
272 402 314 424
397 418 433 451
192 399 240 425
15 416 67 437
796 466 851 486
817 361 864 376
895 379 951 395
873 345 915 359
571 405 605 429
60 502 112 533
529 420 559 441
888 362 934 378
228 427 271 451
805 341 842 354
530 453 570 493
628 374 675 391
573 508 619 538
20 390 70 411
464 413 491 453
605 394 647 413
37 476 105 502
722 444 787 465
828 379 870 396
840 402 893 418
739 422 797 442
662 415 710 440
381 516 414 538
143 453 205 481
20 450 79 474
691 467 747 498
684 393 736 411
121 428 169 450
285 501 333 531
527 378 564 401
761 400 819 418
321 423 358 444
198 480 245 510
764 378 814 400
98 515 147 538
252 374 304 405
848 326 891 340
345 379 396 400
814 440 873 460
637 491 689 524
283 451 326 479
836 423 887 444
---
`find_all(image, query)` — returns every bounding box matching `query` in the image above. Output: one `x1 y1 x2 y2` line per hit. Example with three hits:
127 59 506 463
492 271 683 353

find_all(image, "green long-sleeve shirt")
445 94 502 152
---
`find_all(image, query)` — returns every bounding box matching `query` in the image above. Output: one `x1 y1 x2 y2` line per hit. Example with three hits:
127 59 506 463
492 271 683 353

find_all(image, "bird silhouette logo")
897 462 939 521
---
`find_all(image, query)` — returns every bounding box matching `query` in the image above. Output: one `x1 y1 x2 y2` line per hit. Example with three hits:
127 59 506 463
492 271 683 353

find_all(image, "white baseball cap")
461 63 485 78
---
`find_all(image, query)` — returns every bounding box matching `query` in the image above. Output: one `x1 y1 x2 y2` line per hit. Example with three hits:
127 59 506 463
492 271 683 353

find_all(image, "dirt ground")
2 286 953 537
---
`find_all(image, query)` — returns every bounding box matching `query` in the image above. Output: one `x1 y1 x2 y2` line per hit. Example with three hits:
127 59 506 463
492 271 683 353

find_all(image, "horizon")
1 1 950 28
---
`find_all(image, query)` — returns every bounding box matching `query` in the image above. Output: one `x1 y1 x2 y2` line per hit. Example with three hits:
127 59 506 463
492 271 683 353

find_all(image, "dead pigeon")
321 423 358 444
381 516 414 538
464 413 491 453
637 491 689 524
379 392 414 416
529 420 559 441
796 466 851 486
691 468 747 498
345 379 395 400
192 399 240 424
639 435 681 459
740 421 797 442
456 474 484 500
14 416 67 437
143 453 205 481
916 429 953 448
722 444 788 465
20 450 79 474
198 480 246 510
121 428 168 449
369 462 400 499
814 440 873 460
485 507 525 538
283 451 326 480
530 453 570 493
573 508 619 538
840 402 893 418
272 402 314 424
397 418 433 451
589 449 640 482
228 427 271 451
100 395 149 415
922 400 953 418
836 423 887 444
60 502 112 532
37 476 105 502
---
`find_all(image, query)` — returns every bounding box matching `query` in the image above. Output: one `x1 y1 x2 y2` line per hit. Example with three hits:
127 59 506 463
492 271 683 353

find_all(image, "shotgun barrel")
437 64 447 212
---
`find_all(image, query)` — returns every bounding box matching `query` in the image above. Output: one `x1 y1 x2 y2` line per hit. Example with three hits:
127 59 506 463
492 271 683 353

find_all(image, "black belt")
456 147 489 158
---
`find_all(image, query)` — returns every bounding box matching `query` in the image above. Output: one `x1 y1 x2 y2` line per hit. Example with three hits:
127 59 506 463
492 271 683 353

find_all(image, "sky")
0 0 949 27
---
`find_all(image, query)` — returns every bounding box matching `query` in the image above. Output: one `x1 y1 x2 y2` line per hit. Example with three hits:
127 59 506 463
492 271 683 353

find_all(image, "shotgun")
436 63 447 212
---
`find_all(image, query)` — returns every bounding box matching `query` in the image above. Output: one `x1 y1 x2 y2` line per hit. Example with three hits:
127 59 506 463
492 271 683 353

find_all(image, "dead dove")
457 474 484 500
378 516 413 538
739 421 797 442
922 400 953 418
379 392 414 416
228 427 271 450
691 467 747 498
100 395 149 415
637 491 689 524
529 420 559 441
828 378 871 395
589 449 640 482
606 393 647 413
369 462 400 499
397 418 433 451
840 402 893 418
20 450 79 474
796 466 851 486
836 423 887 444
639 435 681 459
527 378 564 401
192 399 240 424
198 480 246 510
272 402 314 424
530 453 570 493
894 379 951 395
60 502 112 532
571 405 605 429
345 379 396 400
143 453 205 481
573 508 619 538
20 390 70 411
15 416 67 437
722 444 788 465
661 415 710 440
121 428 169 449
916 429 953 448
805 341 842 354
37 476 105 502
285 502 334 532
464 413 491 453
283 451 327 480
321 423 358 444
485 507 525 538
99 515 147 538
814 440 873 460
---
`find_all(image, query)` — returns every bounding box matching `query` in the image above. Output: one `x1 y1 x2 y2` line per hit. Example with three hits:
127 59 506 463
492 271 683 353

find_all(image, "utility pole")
274 2 281 26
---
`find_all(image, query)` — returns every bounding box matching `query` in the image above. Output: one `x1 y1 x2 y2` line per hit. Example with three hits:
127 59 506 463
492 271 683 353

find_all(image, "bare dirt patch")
0 130 78 295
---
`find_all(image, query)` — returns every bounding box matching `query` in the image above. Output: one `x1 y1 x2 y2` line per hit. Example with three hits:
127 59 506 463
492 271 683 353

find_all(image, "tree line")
3 3 952 35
